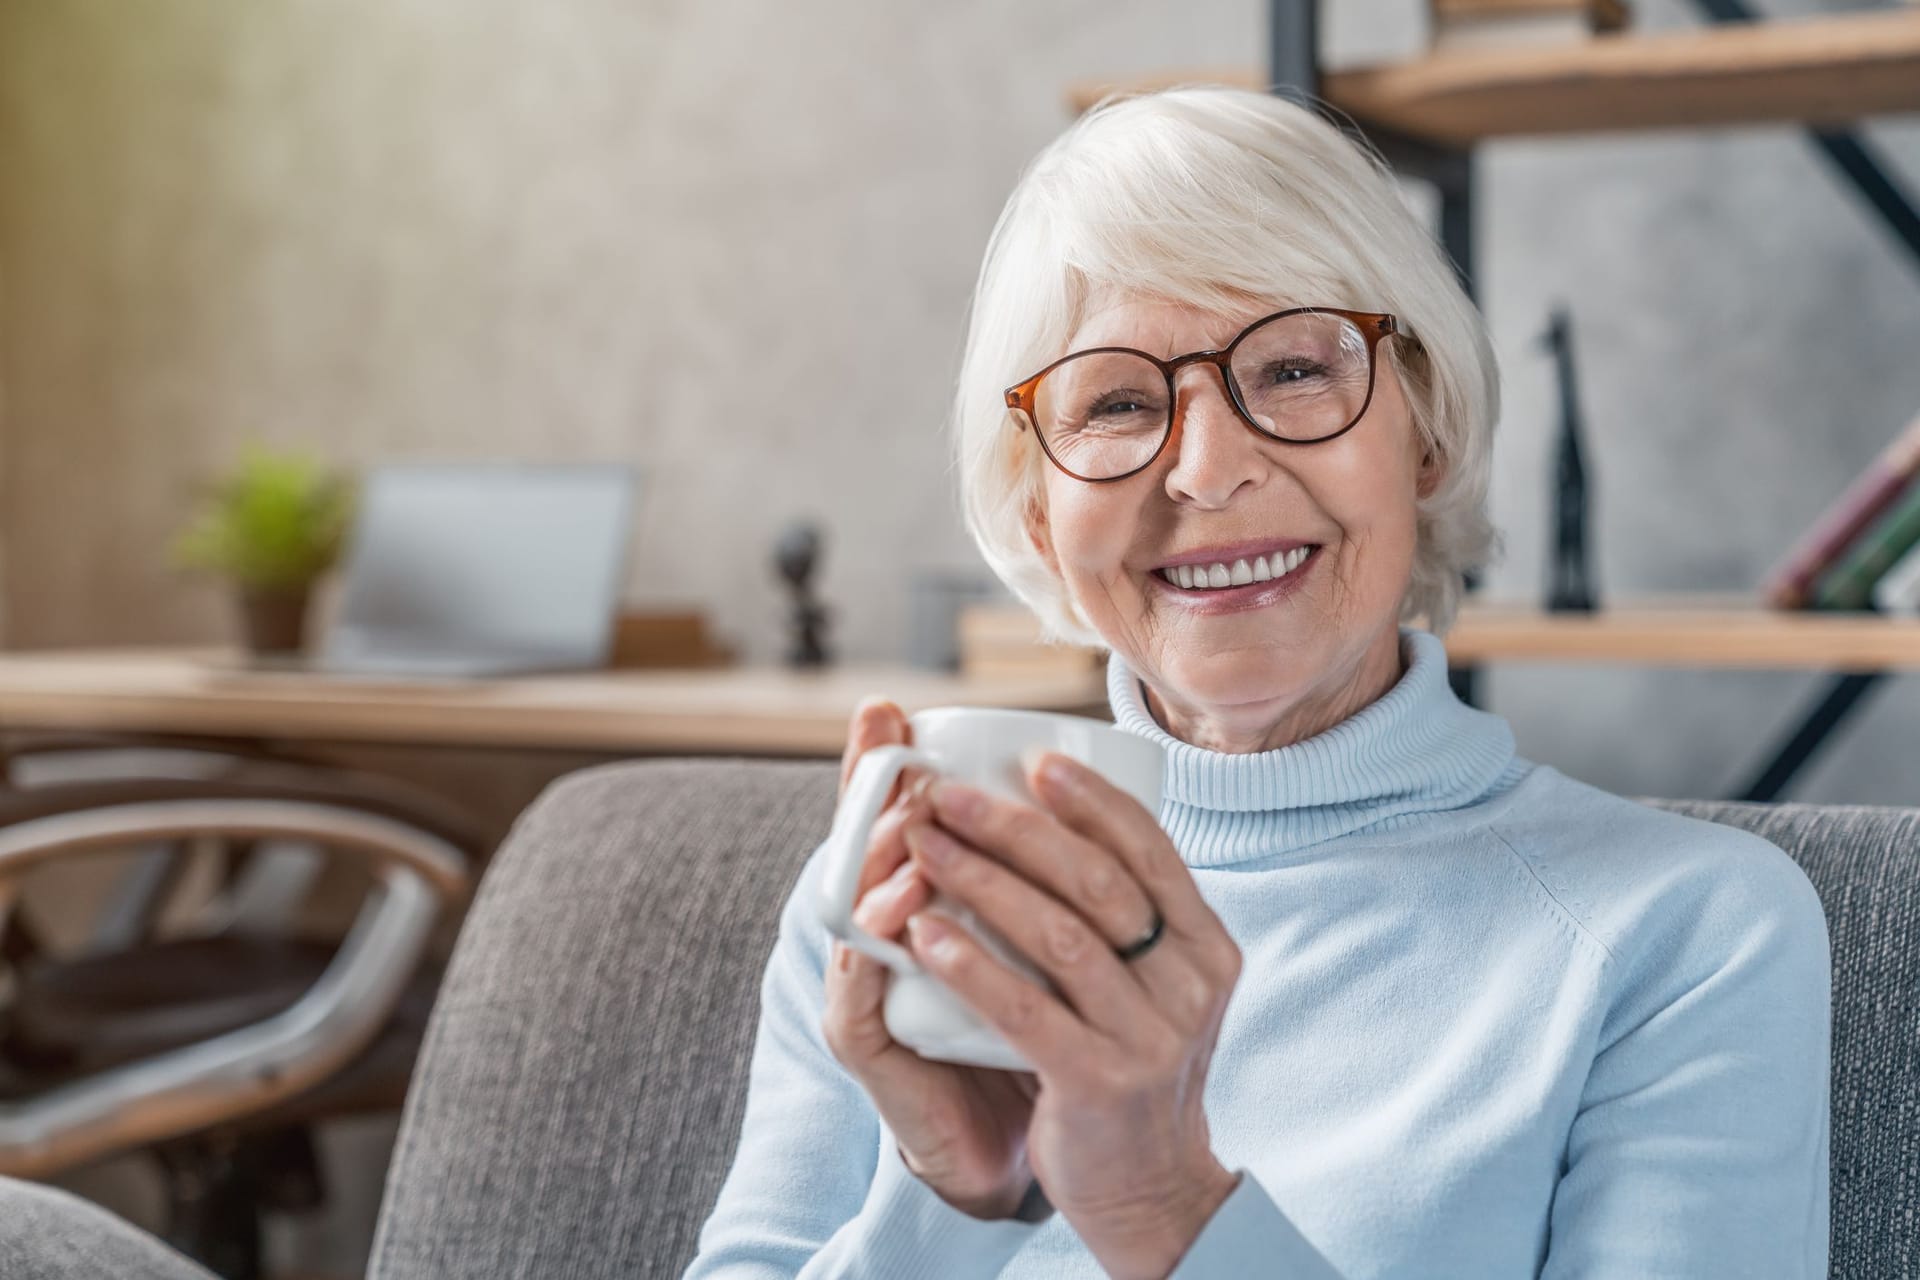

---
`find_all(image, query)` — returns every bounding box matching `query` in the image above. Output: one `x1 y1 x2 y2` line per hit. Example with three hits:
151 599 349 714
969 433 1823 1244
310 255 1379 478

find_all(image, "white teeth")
1160 546 1314 591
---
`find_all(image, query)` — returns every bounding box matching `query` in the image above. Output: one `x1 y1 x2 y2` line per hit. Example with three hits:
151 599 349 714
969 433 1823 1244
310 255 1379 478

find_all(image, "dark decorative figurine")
775 521 833 667
1538 304 1599 612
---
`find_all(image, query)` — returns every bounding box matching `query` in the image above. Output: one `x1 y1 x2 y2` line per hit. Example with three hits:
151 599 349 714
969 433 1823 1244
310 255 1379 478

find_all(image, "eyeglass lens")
1030 311 1374 480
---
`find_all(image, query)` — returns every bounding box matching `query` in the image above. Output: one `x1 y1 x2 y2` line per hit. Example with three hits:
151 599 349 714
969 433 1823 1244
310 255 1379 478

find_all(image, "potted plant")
169 444 357 655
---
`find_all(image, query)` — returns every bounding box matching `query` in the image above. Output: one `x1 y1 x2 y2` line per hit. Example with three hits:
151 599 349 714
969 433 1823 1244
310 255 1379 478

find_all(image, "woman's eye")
1268 362 1324 383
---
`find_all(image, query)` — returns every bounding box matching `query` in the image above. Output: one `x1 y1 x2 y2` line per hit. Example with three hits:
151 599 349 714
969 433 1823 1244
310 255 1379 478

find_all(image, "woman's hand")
899 750 1244 1280
820 698 1046 1221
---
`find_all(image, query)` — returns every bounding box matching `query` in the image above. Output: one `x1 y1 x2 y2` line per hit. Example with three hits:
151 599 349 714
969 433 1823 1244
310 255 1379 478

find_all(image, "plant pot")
237 583 311 655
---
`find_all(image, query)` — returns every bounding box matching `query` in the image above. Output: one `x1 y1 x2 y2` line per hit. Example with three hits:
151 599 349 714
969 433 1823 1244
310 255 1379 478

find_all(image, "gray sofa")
1 759 1915 1278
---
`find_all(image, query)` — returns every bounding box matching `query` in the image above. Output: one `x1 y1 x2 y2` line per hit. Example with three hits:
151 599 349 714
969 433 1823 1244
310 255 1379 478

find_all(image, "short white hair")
950 85 1503 648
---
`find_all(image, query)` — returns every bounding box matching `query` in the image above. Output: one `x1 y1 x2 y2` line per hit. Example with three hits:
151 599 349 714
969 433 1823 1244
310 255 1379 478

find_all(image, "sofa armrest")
369 757 843 1280
0 1176 214 1279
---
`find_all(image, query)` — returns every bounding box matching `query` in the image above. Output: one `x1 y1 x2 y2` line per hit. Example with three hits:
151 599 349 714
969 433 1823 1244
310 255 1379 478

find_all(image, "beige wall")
0 255 7 645
0 0 1291 661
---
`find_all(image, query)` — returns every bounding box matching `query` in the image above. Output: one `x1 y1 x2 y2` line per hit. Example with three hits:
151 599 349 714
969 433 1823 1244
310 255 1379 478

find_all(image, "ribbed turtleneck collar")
1106 625 1524 868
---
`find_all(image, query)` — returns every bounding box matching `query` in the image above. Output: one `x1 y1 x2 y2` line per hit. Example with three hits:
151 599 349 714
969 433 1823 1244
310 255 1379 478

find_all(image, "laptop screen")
322 464 636 667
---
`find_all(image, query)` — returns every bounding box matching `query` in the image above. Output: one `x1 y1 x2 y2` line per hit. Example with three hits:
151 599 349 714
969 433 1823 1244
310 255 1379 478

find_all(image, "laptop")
257 463 636 680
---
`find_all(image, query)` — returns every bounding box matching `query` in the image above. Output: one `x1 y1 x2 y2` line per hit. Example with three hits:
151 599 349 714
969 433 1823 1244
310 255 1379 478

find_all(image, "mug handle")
816 744 941 974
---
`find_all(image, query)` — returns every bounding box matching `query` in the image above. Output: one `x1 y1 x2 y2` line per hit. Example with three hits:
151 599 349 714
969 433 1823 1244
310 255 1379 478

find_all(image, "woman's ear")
1414 445 1444 500
1024 497 1062 578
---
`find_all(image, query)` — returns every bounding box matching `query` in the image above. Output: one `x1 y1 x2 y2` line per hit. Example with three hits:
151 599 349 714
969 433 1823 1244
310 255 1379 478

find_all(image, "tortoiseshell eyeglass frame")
1002 306 1413 484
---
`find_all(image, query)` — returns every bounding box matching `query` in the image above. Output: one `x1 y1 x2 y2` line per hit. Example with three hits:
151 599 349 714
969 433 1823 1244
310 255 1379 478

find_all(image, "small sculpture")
775 522 833 668
1538 304 1599 612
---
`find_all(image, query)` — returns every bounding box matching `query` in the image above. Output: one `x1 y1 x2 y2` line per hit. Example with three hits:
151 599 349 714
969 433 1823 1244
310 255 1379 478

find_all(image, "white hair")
949 85 1504 648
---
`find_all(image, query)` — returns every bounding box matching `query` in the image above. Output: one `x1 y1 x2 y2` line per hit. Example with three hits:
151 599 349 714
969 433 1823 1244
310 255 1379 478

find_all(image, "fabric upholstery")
366 760 1920 1279
0 1179 214 1279
368 758 843 1279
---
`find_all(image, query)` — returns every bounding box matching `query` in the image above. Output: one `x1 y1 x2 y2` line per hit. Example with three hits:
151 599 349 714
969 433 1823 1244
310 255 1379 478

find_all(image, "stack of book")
1760 411 1920 616
607 608 737 667
1428 0 1631 53
957 603 1106 681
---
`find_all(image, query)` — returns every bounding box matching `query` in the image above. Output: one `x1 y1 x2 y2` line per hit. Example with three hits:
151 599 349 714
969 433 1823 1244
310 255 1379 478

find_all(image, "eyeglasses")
1003 306 1407 483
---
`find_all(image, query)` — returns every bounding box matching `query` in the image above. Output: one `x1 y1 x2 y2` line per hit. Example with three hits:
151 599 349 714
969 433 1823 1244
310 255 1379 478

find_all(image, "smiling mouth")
1153 545 1320 591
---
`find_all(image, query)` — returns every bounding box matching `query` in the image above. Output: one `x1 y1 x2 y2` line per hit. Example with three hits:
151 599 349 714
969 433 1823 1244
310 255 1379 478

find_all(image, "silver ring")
1114 909 1165 962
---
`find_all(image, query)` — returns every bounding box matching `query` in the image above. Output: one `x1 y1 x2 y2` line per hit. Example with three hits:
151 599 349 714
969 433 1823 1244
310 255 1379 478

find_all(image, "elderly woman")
686 87 1829 1279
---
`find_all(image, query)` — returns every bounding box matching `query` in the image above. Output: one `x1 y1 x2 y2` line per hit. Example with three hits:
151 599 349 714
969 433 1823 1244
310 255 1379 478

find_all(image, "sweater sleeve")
1165 1170 1345 1279
1539 837 1832 1279
681 843 1050 1279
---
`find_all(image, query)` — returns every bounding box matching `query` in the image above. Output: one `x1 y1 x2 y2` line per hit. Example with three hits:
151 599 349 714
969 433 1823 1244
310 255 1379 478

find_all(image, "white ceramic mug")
815 706 1166 1071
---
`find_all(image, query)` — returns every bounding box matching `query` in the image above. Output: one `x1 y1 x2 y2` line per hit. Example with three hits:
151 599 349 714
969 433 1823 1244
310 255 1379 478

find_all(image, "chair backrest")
367 759 1919 1278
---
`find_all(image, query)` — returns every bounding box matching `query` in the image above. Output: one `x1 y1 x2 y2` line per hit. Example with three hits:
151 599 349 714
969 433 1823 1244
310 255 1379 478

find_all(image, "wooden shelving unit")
1444 595 1920 672
964 596 1920 675
1061 2 1920 799
1067 9 1920 142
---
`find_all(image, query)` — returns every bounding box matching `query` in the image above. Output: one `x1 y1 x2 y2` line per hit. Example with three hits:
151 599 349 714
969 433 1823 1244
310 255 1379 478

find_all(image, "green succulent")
170 443 356 590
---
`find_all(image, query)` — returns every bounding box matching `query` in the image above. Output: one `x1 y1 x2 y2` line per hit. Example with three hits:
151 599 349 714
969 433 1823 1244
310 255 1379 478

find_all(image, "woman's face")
1025 291 1438 753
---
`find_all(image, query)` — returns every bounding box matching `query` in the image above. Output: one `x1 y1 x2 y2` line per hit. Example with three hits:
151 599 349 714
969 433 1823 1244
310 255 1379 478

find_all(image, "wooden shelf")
1443 594 1920 671
1066 10 1920 144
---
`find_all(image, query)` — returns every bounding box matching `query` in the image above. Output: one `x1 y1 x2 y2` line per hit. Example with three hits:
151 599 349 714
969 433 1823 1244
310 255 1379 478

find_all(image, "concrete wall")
2 1 1914 814
0 0 1914 760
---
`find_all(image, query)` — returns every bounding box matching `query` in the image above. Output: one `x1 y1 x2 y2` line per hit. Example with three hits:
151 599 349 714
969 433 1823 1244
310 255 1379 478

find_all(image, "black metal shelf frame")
1269 0 1920 800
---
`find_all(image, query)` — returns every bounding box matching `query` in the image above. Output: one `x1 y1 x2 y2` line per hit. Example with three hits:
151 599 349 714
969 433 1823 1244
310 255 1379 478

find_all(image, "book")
1808 476 1920 611
956 603 1104 680
1870 538 1920 616
607 608 735 668
1761 411 1920 608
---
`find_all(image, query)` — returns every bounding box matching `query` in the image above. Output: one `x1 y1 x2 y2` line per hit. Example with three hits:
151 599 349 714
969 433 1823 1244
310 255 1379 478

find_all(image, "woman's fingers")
839 697 908 800
825 937 895 1060
899 895 1098 1082
853 856 930 937
825 858 930 1061
923 777 1157 954
903 822 1165 1047
839 696 921 904
851 779 937 908
1023 753 1223 958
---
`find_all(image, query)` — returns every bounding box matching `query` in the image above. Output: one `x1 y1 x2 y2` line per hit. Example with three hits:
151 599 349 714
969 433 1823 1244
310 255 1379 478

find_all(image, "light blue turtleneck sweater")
685 625 1831 1278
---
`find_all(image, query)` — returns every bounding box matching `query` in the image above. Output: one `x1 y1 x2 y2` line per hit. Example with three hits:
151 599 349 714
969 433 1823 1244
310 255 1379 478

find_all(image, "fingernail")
930 779 984 823
907 822 958 865
1023 746 1073 793
907 912 952 952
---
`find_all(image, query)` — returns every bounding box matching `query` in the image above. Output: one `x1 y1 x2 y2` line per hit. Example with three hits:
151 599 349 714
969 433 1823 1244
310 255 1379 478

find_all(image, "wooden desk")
0 648 1112 757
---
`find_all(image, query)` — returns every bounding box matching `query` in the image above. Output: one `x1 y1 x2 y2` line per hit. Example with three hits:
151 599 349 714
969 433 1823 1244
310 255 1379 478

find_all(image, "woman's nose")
1160 365 1267 508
